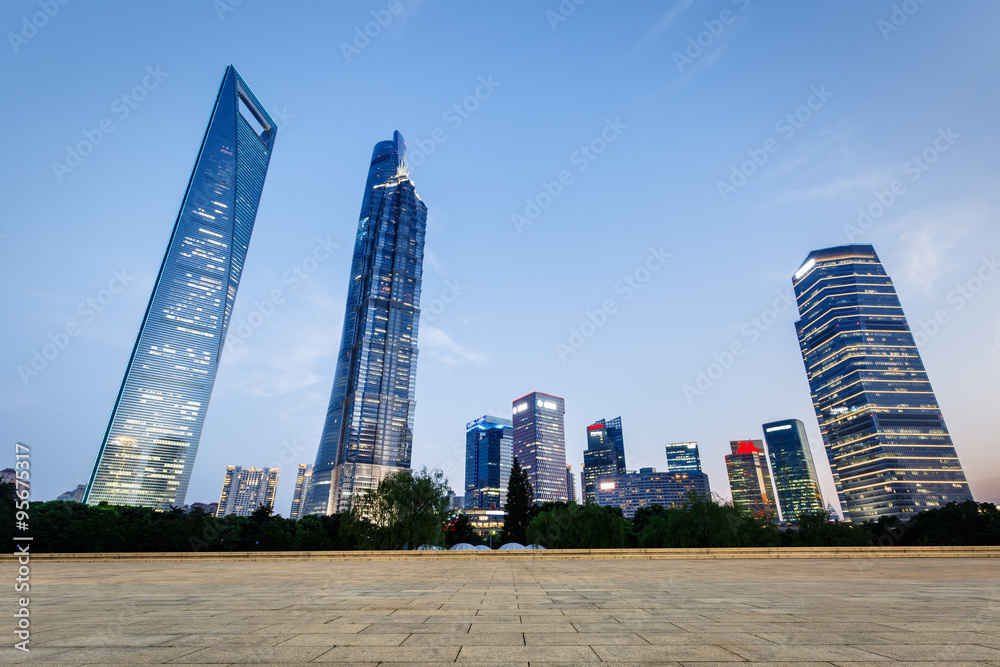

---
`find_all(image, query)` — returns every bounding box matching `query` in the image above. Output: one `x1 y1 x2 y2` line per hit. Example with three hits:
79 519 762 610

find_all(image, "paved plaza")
4 556 1000 665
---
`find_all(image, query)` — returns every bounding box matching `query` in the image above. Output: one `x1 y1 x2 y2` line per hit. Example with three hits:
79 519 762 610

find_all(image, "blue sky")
3 1 999 514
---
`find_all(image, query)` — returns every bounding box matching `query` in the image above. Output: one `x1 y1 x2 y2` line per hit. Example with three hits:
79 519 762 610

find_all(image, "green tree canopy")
347 467 451 550
501 457 533 544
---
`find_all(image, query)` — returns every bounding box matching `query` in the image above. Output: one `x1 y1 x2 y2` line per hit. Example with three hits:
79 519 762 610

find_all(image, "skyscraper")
84 66 277 510
464 415 513 510
725 440 778 517
793 244 973 522
664 442 702 473
512 392 567 503
565 465 576 503
216 466 279 518
581 417 626 503
289 464 313 520
762 419 824 522
305 132 427 515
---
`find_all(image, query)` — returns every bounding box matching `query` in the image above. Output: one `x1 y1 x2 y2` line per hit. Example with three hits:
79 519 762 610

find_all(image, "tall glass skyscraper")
664 442 702 473
464 415 513 510
725 440 778 517
762 419 824 522
793 244 973 522
305 132 427 515
512 392 567 503
581 417 626 503
84 66 276 510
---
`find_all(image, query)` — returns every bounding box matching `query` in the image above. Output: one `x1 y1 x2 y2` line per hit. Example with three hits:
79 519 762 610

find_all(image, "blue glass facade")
594 468 711 519
664 442 702 473
762 419 824 522
464 415 513 510
305 132 427 515
793 244 973 522
512 392 568 503
581 416 626 504
84 66 276 510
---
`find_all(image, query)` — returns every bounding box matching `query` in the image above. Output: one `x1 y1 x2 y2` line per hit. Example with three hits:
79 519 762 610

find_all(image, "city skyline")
5 3 998 515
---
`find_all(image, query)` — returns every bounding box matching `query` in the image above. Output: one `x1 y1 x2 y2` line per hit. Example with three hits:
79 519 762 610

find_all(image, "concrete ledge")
6 545 999 562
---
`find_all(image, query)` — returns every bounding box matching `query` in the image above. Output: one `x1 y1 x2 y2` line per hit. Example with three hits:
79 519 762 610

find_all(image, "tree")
444 513 483 547
528 503 625 548
501 457 533 544
348 467 451 550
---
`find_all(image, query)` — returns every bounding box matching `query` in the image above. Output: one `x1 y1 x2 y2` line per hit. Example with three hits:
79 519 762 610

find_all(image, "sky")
3 1 999 516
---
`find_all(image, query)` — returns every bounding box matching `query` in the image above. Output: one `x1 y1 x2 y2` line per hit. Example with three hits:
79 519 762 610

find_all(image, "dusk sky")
3 1 998 515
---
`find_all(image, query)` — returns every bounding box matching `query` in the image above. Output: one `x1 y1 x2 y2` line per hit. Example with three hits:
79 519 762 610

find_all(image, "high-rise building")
512 392 567 503
0 469 15 485
726 440 778 517
664 442 702 473
581 417 626 503
793 244 973 522
216 466 279 518
565 465 576 503
305 132 427 515
762 419 824 522
84 66 277 510
464 415 513 510
594 467 711 519
289 464 313 520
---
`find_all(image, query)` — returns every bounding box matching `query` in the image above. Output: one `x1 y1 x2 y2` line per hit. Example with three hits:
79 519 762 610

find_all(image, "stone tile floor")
2 557 999 665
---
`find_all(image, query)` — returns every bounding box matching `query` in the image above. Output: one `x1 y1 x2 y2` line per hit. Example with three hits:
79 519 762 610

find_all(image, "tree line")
3 459 997 552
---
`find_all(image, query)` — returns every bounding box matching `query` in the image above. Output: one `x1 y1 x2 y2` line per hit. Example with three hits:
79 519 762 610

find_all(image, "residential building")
56 484 86 502
84 66 277 509
793 244 973 521
289 464 313 520
216 466 279 518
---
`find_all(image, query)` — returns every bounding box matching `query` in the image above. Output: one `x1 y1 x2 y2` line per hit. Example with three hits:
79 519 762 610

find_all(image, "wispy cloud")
893 202 987 294
665 43 727 90
631 0 695 55
420 325 487 367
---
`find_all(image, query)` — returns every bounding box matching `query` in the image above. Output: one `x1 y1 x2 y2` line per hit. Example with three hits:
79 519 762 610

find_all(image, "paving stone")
3 557 996 665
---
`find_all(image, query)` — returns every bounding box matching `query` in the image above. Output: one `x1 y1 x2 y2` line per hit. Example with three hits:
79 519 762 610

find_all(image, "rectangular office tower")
305 132 427 515
581 417 626 503
464 416 513 510
566 465 576 503
726 440 778 517
216 466 279 518
664 442 702 473
512 392 568 503
762 419 824 522
84 66 276 510
289 464 313 520
793 245 973 522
